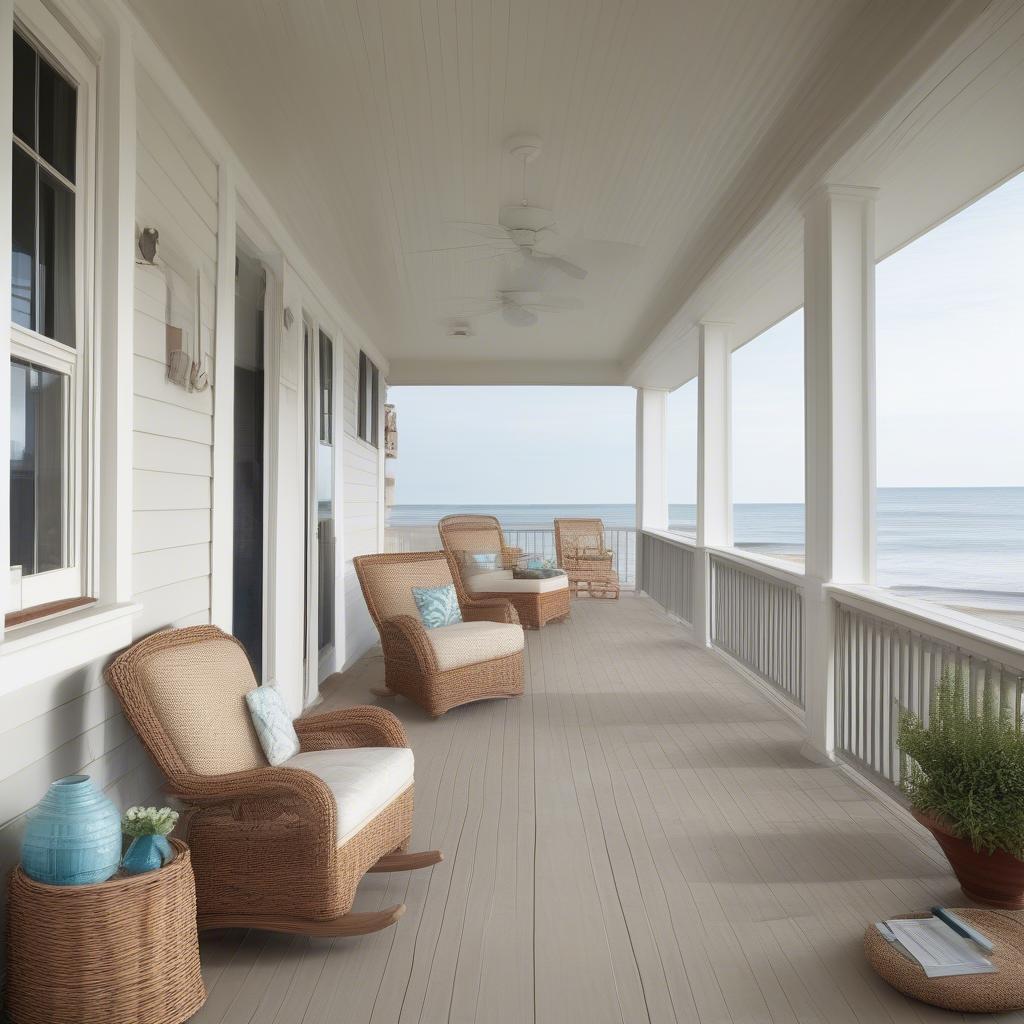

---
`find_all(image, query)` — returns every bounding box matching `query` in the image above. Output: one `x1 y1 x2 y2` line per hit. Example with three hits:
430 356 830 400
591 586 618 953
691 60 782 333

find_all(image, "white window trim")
8 0 97 617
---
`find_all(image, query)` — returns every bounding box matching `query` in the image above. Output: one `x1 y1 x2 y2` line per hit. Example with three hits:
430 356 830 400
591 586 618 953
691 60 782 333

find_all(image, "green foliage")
898 666 1024 857
122 805 179 838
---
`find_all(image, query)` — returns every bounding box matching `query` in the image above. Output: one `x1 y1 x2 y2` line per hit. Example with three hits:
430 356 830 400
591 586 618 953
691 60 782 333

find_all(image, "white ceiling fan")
420 136 636 280
448 290 583 328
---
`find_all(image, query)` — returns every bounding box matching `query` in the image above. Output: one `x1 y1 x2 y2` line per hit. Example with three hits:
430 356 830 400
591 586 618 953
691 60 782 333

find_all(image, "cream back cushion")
364 558 455 622
139 637 267 774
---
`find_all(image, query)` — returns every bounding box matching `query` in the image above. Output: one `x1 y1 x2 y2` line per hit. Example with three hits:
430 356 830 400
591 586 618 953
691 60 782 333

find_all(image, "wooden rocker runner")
107 625 441 937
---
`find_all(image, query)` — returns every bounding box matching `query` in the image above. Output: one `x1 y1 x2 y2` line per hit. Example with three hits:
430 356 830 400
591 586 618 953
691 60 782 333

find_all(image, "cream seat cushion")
466 569 570 595
426 620 524 671
284 747 414 845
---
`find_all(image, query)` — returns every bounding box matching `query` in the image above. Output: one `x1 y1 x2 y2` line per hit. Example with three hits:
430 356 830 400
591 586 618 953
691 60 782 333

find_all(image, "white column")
802 184 877 762
693 322 732 645
635 388 669 532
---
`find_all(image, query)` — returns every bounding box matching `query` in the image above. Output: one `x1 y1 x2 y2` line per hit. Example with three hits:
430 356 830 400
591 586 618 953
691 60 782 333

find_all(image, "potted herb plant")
121 806 179 875
898 667 1024 908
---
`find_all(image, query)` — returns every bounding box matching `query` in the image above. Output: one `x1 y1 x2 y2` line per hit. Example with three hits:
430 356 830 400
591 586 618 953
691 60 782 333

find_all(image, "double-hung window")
8 17 91 618
357 350 380 448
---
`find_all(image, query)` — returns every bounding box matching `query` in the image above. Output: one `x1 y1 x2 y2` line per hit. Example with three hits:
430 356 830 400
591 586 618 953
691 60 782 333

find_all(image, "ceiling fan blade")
526 250 588 280
501 302 538 327
464 246 521 264
445 221 511 241
521 298 584 312
409 240 514 255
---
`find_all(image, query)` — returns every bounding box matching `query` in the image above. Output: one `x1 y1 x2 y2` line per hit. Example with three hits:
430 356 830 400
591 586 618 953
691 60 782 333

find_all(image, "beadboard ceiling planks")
127 0 965 376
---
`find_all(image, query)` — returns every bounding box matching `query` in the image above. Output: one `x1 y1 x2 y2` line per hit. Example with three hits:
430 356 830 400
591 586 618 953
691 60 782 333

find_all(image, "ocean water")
387 487 1024 608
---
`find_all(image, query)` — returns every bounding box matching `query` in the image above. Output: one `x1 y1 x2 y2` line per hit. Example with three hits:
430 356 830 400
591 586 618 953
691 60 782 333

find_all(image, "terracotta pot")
913 808 1024 909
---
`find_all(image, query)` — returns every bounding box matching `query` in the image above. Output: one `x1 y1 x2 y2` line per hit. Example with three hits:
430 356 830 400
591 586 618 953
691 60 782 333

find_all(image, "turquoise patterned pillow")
412 584 463 629
245 685 300 766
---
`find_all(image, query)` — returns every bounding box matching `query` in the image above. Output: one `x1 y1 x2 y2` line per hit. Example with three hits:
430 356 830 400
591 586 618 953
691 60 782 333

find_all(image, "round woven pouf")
865 909 1024 1013
5 838 207 1024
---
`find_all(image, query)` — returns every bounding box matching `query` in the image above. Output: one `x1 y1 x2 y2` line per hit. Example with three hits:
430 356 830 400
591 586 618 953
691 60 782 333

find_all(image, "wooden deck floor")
192 595 1020 1024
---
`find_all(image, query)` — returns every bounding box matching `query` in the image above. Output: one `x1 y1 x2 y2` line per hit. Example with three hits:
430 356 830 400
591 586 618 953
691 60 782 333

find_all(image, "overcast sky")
390 172 1024 506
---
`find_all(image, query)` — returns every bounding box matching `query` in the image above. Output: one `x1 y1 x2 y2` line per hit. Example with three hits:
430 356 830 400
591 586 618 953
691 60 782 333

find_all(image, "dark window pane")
37 53 76 181
10 359 66 576
38 170 75 346
11 144 35 331
13 32 36 149
358 351 368 441
319 331 333 443
370 364 380 447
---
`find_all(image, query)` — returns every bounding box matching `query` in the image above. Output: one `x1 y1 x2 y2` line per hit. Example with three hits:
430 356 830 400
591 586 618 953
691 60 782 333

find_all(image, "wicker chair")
438 514 571 629
554 518 621 598
106 625 441 938
354 550 525 716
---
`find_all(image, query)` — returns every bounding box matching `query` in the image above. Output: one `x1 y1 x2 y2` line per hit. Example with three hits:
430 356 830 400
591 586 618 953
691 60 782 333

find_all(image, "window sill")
5 595 97 628
0 601 141 697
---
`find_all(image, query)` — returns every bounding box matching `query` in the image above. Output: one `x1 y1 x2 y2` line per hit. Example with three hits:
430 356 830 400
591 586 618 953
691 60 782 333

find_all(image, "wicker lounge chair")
106 625 441 937
438 514 571 629
554 517 621 598
354 550 525 716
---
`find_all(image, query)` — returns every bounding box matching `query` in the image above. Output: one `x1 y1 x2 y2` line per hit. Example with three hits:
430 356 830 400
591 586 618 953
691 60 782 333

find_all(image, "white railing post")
802 184 878 763
694 322 732 647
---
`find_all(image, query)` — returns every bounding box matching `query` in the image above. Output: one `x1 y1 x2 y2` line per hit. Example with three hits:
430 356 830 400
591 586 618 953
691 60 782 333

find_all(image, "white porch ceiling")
128 0 962 382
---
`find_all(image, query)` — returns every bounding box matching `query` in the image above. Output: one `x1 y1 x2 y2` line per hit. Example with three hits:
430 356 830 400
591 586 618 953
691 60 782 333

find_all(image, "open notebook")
877 917 996 978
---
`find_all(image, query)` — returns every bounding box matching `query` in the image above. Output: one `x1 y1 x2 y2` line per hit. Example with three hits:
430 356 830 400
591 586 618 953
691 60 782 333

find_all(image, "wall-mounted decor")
384 403 398 458
162 259 209 393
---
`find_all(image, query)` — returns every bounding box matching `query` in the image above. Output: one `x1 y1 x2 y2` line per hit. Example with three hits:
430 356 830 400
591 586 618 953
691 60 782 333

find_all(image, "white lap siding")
0 67 218 977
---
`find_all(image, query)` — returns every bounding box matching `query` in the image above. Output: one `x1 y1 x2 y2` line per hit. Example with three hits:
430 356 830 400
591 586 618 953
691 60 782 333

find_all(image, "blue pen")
931 906 995 953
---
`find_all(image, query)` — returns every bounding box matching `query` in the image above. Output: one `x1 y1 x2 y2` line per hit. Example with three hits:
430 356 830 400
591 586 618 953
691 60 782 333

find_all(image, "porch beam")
693 322 732 646
802 184 878 762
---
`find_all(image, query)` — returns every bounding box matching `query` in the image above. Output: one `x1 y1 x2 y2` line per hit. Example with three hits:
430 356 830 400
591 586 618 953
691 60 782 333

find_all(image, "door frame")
302 313 338 704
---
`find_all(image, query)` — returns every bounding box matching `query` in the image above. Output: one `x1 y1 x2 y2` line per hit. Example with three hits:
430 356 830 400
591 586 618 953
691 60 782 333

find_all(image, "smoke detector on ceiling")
448 319 473 338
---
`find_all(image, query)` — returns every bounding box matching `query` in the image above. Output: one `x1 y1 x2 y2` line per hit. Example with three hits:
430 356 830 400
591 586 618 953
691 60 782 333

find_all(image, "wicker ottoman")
5 839 206 1024
864 909 1024 1013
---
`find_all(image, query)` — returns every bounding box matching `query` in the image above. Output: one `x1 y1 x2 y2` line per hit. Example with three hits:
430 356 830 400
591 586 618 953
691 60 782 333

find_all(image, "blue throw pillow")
412 584 463 629
470 552 498 571
245 685 300 766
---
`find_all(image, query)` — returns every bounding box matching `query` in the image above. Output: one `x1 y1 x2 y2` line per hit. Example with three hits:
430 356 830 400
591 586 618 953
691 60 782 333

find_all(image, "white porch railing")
384 524 637 587
637 526 1024 789
638 531 694 624
709 550 805 707
832 588 1024 788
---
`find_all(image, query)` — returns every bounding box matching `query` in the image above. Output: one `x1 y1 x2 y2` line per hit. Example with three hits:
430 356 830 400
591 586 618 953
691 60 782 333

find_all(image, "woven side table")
5 838 207 1024
865 909 1024 1013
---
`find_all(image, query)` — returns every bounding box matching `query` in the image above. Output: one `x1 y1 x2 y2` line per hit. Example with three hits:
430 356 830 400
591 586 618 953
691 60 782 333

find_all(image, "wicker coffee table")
5 838 207 1024
864 909 1024 1013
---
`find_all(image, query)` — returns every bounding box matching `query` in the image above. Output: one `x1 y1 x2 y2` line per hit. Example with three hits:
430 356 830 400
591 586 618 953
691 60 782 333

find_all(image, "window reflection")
10 359 66 576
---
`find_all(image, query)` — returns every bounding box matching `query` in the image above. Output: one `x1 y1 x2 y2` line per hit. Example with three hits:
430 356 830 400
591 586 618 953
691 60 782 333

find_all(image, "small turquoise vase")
122 833 174 875
21 775 121 885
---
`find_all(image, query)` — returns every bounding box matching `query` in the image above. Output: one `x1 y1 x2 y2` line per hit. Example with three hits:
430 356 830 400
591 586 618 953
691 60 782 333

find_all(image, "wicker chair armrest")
461 598 520 625
380 614 440 675
167 765 335 822
295 704 409 751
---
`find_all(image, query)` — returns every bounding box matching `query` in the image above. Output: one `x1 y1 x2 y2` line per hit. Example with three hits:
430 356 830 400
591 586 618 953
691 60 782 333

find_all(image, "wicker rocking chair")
106 625 441 938
438 514 571 629
354 550 525 716
554 518 621 598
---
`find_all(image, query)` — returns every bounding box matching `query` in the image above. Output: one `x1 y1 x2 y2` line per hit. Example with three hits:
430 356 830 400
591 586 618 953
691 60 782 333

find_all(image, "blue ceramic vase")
122 833 174 875
21 775 121 885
